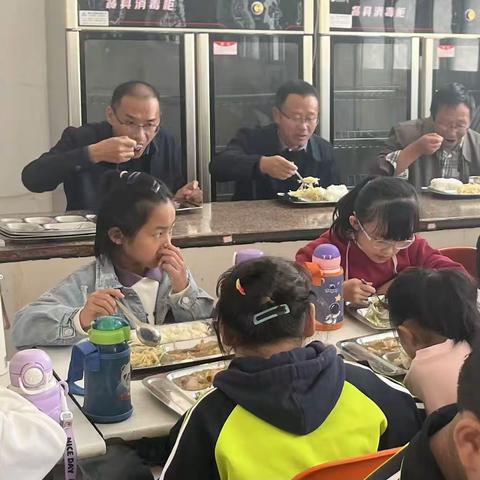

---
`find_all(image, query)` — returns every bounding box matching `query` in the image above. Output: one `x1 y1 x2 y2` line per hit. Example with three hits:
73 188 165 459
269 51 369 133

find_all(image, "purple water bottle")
8 349 63 422
304 244 344 331
233 248 264 265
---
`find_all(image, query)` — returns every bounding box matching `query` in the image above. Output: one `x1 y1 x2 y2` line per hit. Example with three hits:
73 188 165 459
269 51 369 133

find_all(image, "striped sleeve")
160 389 236 480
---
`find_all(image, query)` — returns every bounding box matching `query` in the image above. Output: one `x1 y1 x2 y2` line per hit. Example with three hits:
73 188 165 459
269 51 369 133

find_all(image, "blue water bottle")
67 316 133 423
304 244 344 330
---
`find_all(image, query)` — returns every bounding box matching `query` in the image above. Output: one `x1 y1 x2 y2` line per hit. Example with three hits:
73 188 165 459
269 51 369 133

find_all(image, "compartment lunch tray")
0 213 96 240
337 330 408 377
143 360 230 415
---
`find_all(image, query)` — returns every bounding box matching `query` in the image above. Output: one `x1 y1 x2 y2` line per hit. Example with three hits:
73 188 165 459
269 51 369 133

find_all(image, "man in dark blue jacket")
22 81 201 211
210 80 338 201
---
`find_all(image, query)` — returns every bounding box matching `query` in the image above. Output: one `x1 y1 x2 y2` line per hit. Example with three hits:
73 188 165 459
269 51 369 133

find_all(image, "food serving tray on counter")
422 187 480 199
175 202 203 213
345 299 391 331
0 213 97 240
337 331 409 377
276 192 337 207
143 360 230 415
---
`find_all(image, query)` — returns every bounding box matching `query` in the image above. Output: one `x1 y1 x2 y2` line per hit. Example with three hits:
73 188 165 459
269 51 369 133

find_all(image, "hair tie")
235 278 246 296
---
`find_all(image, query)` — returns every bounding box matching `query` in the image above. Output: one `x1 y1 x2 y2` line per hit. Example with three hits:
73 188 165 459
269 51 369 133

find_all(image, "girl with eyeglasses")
12 171 213 348
296 176 464 304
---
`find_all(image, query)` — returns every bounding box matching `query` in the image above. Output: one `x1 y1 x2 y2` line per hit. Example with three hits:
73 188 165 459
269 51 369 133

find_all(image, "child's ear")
397 324 418 358
349 214 359 231
303 303 316 338
108 227 124 246
220 323 236 353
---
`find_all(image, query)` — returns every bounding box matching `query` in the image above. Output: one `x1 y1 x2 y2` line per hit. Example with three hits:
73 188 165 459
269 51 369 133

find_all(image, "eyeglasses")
357 219 415 251
112 109 160 134
278 109 318 126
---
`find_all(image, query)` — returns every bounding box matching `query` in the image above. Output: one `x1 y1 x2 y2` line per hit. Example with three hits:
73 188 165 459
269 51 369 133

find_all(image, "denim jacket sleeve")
12 262 97 348
165 271 214 323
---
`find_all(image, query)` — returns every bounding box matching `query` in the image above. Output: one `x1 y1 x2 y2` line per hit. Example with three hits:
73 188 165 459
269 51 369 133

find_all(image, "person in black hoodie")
160 257 424 480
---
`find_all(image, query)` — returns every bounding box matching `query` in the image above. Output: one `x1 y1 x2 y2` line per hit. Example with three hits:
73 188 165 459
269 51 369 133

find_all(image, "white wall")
0 0 56 215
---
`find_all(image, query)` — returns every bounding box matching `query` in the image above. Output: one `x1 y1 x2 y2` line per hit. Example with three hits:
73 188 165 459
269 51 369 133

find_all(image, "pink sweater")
405 339 471 415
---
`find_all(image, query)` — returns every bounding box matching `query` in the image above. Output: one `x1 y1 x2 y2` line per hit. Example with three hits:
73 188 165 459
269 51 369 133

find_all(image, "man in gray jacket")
374 83 480 188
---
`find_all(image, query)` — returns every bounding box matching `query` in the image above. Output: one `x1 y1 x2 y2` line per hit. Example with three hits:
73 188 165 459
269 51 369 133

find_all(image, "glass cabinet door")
331 36 413 185
80 31 185 157
433 38 480 132
210 35 302 201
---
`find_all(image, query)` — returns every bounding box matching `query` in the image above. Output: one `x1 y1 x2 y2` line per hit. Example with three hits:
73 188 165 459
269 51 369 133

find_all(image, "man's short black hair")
110 80 161 109
430 82 476 119
458 347 480 419
274 80 319 109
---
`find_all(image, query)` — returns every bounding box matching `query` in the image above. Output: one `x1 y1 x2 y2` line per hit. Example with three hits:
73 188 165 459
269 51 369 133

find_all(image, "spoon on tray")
115 299 161 347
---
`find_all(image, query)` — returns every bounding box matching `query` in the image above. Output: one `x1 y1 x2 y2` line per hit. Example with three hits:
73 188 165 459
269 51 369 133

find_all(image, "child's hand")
79 288 124 329
159 244 189 294
344 279 376 304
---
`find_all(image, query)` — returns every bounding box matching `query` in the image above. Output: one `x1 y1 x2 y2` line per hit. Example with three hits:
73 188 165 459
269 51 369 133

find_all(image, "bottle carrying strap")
59 381 78 480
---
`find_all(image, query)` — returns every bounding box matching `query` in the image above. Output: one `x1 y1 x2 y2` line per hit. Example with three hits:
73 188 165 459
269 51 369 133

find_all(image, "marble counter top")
1 194 479 263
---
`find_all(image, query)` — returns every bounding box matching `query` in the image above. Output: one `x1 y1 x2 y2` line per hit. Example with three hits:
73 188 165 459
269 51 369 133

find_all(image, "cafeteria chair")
439 247 478 279
291 447 402 480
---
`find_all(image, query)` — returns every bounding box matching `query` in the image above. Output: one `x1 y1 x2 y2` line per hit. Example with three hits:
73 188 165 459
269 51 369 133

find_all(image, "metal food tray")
0 213 96 239
156 319 215 344
130 319 215 345
175 202 203 213
143 360 230 415
345 301 391 331
130 336 224 371
337 331 408 377
422 186 480 199
276 192 337 207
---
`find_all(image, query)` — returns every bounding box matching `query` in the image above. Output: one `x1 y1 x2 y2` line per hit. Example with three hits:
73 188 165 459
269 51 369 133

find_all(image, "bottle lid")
88 316 131 345
233 248 264 265
312 244 341 270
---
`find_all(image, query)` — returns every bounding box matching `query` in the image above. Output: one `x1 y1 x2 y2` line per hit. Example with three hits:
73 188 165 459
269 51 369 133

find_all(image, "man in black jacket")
22 81 201 211
210 80 338 200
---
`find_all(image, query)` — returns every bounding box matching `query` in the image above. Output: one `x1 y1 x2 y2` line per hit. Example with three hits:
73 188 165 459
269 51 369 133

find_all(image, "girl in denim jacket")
12 171 214 347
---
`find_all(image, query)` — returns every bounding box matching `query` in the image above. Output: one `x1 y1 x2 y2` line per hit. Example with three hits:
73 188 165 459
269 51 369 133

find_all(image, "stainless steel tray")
130 335 224 371
276 192 337 207
337 331 408 377
0 212 96 239
422 186 480 199
143 360 230 415
175 202 203 213
345 297 391 331
157 319 215 344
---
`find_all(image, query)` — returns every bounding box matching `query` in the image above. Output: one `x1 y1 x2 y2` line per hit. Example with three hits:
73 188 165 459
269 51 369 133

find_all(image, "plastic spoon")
115 299 161 347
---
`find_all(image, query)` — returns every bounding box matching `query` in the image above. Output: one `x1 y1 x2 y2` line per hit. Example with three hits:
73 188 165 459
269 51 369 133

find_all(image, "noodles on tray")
288 177 348 202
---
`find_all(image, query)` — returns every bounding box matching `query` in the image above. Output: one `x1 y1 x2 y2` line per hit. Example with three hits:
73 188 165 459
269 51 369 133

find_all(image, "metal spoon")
115 299 161 347
294 170 304 183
